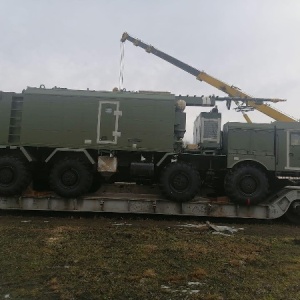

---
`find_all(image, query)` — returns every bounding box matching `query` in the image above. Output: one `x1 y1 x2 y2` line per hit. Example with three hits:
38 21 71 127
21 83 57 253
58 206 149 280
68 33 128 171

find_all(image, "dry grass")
0 215 300 299
189 268 207 280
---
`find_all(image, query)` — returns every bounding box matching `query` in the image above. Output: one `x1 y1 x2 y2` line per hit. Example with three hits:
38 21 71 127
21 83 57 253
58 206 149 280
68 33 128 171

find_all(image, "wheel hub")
171 173 189 192
239 175 257 195
286 201 300 224
291 201 300 216
61 169 79 187
0 167 14 185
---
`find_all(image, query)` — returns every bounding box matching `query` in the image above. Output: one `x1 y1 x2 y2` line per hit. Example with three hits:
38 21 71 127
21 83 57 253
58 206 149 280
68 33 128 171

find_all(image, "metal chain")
119 42 125 90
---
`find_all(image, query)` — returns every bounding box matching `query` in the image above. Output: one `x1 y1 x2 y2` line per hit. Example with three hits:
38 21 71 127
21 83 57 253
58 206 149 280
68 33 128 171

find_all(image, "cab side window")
291 132 300 146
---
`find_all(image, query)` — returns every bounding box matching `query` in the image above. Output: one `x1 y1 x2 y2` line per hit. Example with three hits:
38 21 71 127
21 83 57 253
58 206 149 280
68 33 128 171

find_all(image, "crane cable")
119 41 125 90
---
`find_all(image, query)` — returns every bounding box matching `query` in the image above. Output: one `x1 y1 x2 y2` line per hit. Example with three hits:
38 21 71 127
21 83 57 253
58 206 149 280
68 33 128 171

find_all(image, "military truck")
0 86 214 200
0 86 300 209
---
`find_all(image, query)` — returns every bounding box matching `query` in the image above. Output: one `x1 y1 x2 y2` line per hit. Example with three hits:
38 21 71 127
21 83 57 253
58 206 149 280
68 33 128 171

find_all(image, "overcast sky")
1 0 299 142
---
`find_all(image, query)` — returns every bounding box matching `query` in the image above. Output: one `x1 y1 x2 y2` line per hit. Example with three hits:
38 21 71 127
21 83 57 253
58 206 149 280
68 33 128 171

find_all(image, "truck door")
285 130 300 170
97 101 122 144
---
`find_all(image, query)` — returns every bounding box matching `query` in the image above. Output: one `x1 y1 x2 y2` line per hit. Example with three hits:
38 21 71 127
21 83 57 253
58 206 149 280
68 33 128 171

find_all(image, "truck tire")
160 162 200 202
49 158 93 198
0 155 31 196
224 164 269 205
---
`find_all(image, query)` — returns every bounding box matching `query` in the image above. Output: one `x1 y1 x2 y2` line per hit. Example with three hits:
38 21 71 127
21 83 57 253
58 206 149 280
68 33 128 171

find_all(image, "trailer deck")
1 184 299 223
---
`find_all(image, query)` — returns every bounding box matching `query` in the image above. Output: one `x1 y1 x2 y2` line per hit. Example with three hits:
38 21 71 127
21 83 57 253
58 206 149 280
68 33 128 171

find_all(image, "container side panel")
21 94 98 148
118 98 175 151
20 92 176 152
0 93 13 144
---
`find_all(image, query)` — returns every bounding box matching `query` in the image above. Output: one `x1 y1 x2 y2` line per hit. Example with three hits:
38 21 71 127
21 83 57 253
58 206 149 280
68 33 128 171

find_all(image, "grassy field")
0 214 300 300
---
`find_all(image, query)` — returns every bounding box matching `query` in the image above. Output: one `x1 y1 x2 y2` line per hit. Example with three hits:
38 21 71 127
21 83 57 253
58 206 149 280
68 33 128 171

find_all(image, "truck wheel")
285 201 300 225
224 164 269 205
0 155 31 196
49 158 93 198
160 162 200 202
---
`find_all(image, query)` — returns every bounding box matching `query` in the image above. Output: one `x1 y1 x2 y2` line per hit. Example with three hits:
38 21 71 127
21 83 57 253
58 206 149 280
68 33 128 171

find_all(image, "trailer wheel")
49 158 93 198
160 162 200 202
89 173 103 193
285 201 300 225
0 155 31 196
224 164 269 205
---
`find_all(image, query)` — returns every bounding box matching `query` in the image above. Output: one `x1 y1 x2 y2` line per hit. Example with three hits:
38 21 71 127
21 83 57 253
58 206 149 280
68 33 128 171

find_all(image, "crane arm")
121 32 296 122
121 32 200 77
197 72 296 122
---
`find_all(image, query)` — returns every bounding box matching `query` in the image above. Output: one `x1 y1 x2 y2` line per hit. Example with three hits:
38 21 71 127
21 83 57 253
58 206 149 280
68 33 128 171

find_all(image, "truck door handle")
289 153 294 156
128 138 142 143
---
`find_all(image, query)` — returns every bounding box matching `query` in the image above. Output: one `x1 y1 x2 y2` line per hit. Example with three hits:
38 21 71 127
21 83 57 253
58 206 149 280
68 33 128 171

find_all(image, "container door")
97 101 122 144
286 130 300 170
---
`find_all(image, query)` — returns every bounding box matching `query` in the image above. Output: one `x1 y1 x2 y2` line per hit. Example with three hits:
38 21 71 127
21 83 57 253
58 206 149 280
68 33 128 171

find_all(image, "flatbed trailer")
1 184 299 224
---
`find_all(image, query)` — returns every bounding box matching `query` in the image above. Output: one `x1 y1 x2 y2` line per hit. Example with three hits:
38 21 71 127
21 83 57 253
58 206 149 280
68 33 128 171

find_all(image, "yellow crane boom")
121 32 296 122
197 72 295 122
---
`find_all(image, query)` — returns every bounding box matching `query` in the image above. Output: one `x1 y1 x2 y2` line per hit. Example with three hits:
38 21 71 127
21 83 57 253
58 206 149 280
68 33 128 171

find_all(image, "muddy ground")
0 213 300 300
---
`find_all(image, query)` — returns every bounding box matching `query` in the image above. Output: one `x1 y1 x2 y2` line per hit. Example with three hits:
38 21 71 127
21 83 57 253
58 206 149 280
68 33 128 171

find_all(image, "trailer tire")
160 162 200 202
49 158 93 198
285 201 300 225
224 164 269 205
0 155 31 196
89 173 103 193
